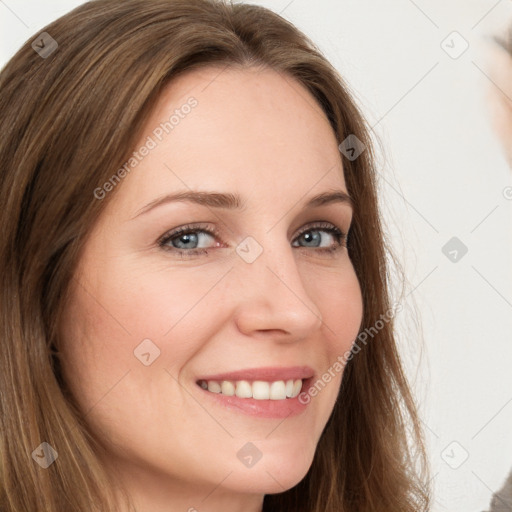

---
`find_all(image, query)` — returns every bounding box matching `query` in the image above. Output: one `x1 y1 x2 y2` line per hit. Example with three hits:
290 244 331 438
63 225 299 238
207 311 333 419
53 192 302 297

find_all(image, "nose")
232 236 324 342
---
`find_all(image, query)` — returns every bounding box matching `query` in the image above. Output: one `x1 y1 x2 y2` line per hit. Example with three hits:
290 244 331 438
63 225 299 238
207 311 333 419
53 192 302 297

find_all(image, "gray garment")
487 470 512 511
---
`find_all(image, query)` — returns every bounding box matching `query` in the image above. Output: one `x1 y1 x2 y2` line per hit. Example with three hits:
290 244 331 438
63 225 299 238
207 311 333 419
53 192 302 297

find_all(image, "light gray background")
1 1 511 511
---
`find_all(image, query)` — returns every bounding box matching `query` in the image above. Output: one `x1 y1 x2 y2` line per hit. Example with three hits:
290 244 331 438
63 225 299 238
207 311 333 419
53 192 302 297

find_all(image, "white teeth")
269 380 286 400
285 379 294 397
291 379 302 397
220 381 235 396
199 378 303 400
252 381 270 400
207 381 221 393
235 380 252 398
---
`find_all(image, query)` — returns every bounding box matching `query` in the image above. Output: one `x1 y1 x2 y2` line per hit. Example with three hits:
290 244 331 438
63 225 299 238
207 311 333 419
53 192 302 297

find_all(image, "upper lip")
196 365 315 383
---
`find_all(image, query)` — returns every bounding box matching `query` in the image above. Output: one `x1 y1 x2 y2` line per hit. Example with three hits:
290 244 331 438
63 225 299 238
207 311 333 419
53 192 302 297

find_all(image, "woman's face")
59 65 363 511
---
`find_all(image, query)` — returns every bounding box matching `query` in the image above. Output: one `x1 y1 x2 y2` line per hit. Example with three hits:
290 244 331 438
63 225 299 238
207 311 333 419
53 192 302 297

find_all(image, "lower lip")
196 377 313 419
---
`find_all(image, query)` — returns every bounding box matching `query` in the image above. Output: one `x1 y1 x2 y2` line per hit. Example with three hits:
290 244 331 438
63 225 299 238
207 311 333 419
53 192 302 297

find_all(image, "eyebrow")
131 189 353 219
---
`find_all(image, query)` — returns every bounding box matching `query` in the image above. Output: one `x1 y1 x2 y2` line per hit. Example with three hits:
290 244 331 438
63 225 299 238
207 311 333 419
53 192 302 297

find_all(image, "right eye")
158 223 221 257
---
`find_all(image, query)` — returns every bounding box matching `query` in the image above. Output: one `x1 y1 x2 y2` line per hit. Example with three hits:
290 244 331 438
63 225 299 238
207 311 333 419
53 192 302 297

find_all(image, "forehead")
106 65 347 216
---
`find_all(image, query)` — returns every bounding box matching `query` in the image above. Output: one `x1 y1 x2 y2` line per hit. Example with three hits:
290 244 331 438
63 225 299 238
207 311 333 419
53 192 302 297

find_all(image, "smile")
196 378 303 400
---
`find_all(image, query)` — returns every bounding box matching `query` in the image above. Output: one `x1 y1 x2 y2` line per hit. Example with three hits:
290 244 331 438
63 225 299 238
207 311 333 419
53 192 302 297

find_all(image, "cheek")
301 262 363 408
57 263 219 452
98 256 232 336
306 261 363 351
58 258 228 399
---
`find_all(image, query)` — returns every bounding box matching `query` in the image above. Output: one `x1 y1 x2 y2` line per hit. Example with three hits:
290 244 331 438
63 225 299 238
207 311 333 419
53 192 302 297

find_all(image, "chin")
224 443 315 495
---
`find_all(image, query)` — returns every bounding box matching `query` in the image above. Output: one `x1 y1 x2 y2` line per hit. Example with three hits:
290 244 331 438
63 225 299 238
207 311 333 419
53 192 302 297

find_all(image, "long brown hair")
0 0 430 510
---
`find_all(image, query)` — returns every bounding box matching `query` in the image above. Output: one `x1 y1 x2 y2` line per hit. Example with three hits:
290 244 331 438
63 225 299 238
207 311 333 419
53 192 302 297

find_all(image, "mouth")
194 367 315 419
196 377 307 400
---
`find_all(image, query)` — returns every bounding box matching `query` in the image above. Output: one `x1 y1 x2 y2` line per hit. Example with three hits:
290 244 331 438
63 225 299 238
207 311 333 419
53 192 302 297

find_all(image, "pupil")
178 233 197 248
304 231 319 246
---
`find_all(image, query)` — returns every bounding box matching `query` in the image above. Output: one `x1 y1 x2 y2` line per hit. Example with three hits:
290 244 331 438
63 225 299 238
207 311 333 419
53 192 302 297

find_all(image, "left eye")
292 225 346 250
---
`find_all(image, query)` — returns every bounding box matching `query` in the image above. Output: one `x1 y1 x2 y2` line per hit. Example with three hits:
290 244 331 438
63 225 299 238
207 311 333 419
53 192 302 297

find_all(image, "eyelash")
157 222 348 258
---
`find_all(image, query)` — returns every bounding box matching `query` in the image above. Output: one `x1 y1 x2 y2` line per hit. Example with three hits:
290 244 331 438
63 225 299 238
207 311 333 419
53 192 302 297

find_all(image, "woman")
0 0 430 510
484 25 512 512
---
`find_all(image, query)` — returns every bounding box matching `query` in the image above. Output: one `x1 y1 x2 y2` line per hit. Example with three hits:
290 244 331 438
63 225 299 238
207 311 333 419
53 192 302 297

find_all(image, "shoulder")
488 469 512 511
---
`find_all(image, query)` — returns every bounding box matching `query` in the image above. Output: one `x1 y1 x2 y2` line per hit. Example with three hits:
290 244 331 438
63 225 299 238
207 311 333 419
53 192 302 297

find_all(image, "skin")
486 42 512 167
59 65 363 512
